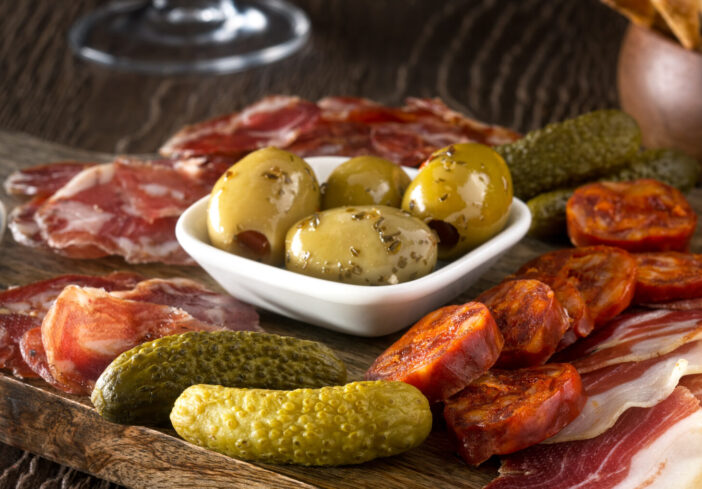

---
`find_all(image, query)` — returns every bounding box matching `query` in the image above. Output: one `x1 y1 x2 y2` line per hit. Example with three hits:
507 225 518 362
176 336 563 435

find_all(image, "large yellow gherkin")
170 381 432 466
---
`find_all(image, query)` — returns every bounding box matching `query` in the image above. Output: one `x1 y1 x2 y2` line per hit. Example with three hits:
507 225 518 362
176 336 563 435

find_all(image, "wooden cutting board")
1 131 700 489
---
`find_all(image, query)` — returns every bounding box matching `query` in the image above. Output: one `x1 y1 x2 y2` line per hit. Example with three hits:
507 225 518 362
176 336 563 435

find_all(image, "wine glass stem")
149 0 240 26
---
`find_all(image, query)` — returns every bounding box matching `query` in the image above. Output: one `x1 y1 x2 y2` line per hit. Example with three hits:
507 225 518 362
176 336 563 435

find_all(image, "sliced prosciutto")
18 326 63 389
681 374 702 400
160 95 521 166
554 309 702 373
41 286 223 394
485 387 702 489
547 340 702 443
32 160 210 264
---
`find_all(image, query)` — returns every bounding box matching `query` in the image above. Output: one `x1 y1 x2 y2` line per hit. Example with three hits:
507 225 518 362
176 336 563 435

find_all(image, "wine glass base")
68 0 310 75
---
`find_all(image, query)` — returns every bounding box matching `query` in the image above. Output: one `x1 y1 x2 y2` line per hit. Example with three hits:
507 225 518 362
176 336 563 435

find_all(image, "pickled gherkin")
91 331 347 426
527 148 700 238
497 110 641 200
170 381 432 466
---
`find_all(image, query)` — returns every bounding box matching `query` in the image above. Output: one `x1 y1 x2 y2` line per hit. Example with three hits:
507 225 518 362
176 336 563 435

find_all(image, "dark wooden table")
0 1 627 487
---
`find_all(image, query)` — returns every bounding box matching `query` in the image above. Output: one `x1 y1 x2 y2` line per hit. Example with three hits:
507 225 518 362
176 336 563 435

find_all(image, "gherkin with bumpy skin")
91 331 347 426
527 148 701 238
496 110 642 200
170 381 432 466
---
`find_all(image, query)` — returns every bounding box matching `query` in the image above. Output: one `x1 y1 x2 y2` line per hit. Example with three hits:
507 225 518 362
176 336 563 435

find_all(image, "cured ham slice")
160 96 521 166
18 326 63 389
0 313 41 378
484 387 702 489
41 286 223 394
546 340 702 443
112 278 260 332
554 309 702 373
32 160 208 264
4 161 95 196
681 374 702 400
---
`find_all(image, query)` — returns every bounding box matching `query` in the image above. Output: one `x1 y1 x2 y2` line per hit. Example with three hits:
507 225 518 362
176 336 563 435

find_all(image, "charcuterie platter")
2 104 702 488
0 130 543 488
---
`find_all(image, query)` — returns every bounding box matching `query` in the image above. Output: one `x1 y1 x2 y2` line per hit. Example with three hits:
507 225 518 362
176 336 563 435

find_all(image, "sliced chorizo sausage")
566 179 697 252
365 302 503 403
634 252 702 304
476 280 569 368
443 363 585 466
517 246 636 328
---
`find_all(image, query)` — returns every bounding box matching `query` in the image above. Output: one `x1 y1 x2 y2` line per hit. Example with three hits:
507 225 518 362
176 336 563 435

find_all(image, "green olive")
207 147 320 265
285 205 438 285
321 156 411 209
402 143 513 260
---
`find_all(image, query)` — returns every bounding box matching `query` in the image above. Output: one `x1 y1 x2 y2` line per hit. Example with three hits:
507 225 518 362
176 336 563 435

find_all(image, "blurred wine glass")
69 0 310 74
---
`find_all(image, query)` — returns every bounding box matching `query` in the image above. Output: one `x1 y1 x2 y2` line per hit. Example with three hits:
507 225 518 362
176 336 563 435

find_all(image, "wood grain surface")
0 0 631 487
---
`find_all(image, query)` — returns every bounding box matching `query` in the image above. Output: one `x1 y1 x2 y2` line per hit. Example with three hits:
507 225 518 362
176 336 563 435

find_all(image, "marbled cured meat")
554 309 702 373
0 272 143 377
475 279 570 368
160 96 520 166
365 303 503 403
443 364 584 466
634 252 702 304
681 374 702 401
485 387 702 489
41 286 223 394
4 161 96 197
547 340 702 443
112 278 261 332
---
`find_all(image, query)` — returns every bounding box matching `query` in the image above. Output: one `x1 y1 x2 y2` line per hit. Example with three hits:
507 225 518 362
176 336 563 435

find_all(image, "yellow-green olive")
285 205 438 285
402 143 513 260
321 156 411 209
207 147 320 265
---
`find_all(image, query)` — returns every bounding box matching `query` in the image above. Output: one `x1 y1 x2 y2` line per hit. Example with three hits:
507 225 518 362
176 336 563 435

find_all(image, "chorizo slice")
476 280 570 368
365 303 503 403
634 252 702 304
566 179 697 252
517 246 636 328
443 363 585 466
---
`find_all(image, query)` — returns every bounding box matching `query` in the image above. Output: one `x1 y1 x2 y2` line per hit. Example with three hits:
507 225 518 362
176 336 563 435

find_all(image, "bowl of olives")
176 150 531 337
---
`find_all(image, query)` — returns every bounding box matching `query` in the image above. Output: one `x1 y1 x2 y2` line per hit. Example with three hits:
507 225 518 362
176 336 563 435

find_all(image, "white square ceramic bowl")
176 156 531 337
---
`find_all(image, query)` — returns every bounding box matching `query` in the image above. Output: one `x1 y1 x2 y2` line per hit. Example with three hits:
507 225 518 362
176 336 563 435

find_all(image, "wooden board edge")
0 373 318 489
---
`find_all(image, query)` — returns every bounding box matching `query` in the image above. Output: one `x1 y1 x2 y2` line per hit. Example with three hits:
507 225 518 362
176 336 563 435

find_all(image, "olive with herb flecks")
322 156 411 209
285 205 438 285
207 147 320 265
402 143 513 260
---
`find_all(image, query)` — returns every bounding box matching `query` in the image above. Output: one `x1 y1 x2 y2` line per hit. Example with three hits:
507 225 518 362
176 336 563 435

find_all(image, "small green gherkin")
170 381 432 466
91 331 347 426
526 148 700 238
496 110 642 200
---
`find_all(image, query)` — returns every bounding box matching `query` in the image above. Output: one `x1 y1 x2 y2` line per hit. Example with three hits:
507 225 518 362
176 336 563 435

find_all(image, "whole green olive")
285 205 438 285
321 156 411 209
402 143 513 260
207 147 320 265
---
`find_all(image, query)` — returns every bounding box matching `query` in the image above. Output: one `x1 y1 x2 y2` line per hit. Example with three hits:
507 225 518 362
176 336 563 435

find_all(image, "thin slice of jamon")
112 278 260 331
33 160 207 264
546 340 702 443
485 387 702 489
681 374 702 401
0 272 144 314
159 95 321 159
4 161 96 197
0 314 42 378
8 196 53 250
41 285 224 394
19 326 63 389
554 309 702 373
641 297 702 310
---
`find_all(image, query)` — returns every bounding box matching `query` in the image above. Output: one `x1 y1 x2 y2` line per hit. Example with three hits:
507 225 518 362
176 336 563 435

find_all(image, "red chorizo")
517 246 636 328
443 363 585 466
365 302 503 403
476 280 569 368
634 252 702 304
566 179 697 252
